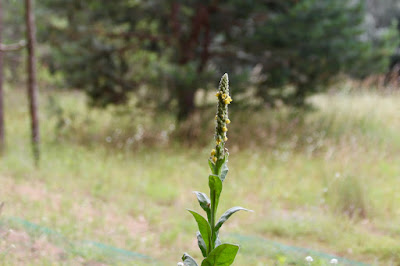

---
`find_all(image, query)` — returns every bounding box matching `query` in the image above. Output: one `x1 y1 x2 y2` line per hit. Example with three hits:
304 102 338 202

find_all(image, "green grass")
0 87 399 265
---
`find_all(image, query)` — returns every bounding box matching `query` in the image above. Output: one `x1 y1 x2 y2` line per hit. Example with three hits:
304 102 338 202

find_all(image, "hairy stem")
209 162 222 254
210 188 216 253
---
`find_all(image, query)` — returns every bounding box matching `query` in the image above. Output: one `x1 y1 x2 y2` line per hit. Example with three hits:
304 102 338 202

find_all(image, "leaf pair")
208 155 228 181
188 173 251 265
182 243 239 266
188 206 251 256
188 210 211 255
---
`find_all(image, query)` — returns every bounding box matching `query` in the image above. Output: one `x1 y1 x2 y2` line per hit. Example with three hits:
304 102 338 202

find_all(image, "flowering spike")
213 73 231 163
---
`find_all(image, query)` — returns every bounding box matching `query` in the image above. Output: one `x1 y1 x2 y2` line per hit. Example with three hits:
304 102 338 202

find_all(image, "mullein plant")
179 74 252 266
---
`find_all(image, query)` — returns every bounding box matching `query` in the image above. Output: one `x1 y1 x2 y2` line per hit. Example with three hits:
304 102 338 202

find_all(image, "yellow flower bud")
211 149 216 156
226 119 231 124
215 92 220 97
224 136 228 141
225 98 232 105
222 93 227 99
215 115 218 120
222 126 228 132
212 156 217 163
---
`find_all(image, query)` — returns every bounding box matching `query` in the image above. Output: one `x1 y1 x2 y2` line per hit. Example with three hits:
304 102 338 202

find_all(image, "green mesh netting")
1 217 369 265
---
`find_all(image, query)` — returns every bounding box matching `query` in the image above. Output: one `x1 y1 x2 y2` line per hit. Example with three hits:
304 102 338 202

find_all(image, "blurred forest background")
1 0 400 265
2 0 400 121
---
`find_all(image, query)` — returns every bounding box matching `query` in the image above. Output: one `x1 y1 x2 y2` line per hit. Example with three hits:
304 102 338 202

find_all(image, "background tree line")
2 0 400 121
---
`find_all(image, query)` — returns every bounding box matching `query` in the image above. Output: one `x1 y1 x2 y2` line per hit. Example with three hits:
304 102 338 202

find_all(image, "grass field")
0 86 400 265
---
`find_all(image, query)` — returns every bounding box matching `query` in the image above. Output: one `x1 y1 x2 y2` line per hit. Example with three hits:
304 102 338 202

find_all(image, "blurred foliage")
366 0 400 28
327 174 370 219
1 0 25 84
2 0 399 118
259 1 398 105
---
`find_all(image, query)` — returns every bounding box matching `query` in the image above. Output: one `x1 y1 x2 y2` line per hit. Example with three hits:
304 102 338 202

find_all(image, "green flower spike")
212 73 232 165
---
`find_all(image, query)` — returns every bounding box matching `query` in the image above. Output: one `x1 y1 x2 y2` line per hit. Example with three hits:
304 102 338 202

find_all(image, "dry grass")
0 87 400 265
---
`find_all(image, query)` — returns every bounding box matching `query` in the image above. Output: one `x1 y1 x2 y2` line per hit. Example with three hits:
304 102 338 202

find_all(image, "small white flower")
177 262 184 266
305 256 313 262
330 258 338 264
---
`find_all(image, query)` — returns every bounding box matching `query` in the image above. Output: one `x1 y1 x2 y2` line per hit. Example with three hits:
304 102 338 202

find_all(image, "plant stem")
210 187 216 251
209 163 221 254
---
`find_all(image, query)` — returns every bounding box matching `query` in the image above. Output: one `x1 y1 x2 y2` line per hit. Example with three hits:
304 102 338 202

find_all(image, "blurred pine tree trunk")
0 0 4 155
25 0 39 165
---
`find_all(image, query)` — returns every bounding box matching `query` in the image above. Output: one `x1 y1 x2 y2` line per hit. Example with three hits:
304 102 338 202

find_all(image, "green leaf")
193 191 211 221
182 253 199 266
209 174 223 246
220 161 228 182
214 154 228 181
208 175 223 212
215 207 252 232
188 210 211 254
208 159 216 174
215 155 227 176
197 231 207 257
200 243 239 266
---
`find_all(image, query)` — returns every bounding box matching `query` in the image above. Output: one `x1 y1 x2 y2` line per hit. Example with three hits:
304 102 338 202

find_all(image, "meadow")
0 85 400 265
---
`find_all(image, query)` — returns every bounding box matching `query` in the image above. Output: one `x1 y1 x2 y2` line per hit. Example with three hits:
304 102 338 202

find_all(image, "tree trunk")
0 0 4 154
177 86 196 121
293 84 307 107
25 0 39 165
174 4 212 121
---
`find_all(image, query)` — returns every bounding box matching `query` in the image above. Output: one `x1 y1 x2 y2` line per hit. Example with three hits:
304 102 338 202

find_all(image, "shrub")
328 175 369 219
